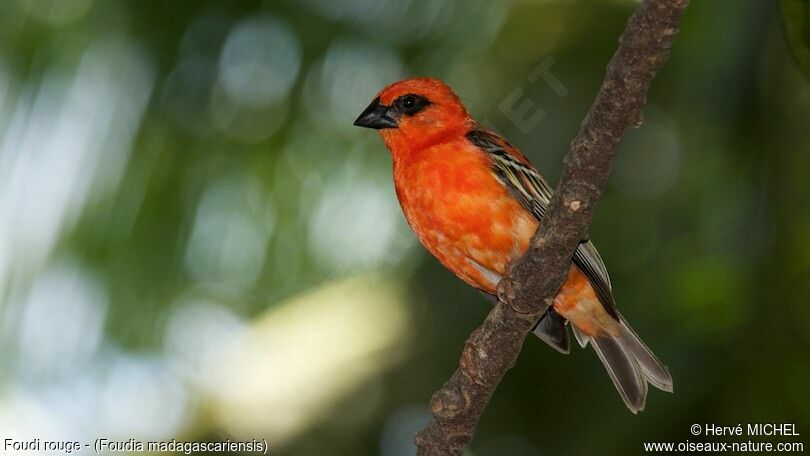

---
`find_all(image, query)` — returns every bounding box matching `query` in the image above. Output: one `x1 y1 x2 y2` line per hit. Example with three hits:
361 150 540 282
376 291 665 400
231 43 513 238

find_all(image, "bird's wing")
466 129 617 318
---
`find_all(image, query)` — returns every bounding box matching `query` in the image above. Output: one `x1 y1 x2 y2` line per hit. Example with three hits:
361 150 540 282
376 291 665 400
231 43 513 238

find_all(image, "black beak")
353 97 397 129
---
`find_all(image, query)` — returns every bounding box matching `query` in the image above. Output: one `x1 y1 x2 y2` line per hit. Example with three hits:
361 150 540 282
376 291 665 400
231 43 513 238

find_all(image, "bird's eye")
395 94 429 115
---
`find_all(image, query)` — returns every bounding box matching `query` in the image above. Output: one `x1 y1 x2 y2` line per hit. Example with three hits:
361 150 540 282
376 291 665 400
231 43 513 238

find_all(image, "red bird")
354 77 672 412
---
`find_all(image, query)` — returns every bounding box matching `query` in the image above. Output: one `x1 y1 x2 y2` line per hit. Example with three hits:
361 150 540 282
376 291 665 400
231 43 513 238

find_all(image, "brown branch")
413 0 690 454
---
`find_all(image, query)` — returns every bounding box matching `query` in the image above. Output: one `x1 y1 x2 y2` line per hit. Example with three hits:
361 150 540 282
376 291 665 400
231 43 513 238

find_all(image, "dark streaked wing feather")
466 129 617 318
573 240 617 318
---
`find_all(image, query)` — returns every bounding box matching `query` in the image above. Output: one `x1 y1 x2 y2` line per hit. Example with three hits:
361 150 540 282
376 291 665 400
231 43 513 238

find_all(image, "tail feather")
532 308 570 354
590 332 648 413
572 325 589 348
617 319 673 393
572 318 673 413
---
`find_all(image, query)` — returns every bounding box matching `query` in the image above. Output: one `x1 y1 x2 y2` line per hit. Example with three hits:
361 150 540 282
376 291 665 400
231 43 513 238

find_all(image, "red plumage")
355 77 672 412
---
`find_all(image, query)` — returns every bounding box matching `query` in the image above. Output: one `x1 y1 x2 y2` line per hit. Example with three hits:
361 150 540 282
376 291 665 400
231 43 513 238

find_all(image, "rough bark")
414 0 690 454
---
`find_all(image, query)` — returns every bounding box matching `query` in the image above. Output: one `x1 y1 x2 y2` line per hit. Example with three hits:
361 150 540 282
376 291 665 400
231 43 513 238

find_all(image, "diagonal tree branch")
413 0 690 454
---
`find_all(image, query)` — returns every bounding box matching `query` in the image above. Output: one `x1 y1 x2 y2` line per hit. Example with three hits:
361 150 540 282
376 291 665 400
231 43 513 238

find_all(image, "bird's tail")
572 317 673 413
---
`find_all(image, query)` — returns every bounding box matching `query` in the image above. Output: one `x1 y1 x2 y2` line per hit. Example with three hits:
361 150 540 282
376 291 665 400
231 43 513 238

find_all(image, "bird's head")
354 77 473 152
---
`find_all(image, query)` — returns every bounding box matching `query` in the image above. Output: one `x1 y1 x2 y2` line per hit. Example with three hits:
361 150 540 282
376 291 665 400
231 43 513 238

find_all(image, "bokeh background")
0 0 808 454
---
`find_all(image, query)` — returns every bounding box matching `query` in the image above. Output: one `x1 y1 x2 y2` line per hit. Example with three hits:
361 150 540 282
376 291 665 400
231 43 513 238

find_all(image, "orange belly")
393 139 535 291
392 138 615 337
554 266 620 337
